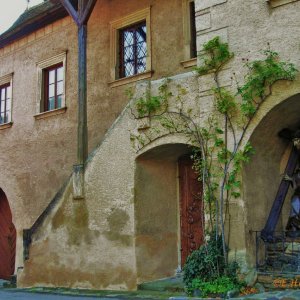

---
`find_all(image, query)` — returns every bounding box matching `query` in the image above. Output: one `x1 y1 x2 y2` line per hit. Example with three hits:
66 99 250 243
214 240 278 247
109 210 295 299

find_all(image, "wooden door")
179 155 204 266
0 189 16 280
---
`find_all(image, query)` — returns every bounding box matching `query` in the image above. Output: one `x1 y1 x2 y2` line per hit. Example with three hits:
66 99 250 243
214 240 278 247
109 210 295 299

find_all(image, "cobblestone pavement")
0 290 114 299
3 288 300 300
235 289 300 299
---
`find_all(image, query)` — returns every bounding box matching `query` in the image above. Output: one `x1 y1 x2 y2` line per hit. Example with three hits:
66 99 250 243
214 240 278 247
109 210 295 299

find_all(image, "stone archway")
243 93 300 264
0 189 16 280
134 143 204 283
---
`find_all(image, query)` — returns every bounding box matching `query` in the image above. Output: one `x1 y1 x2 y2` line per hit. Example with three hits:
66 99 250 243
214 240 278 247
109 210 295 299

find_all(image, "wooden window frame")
110 8 152 84
0 73 13 126
118 21 147 79
36 52 67 114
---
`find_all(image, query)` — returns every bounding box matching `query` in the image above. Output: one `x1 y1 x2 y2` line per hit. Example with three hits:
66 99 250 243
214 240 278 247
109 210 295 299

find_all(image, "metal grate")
254 230 300 273
119 21 147 78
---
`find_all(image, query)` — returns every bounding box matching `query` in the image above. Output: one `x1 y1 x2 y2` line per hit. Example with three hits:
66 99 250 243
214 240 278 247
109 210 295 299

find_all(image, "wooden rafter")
60 0 97 27
60 0 80 26
80 0 97 25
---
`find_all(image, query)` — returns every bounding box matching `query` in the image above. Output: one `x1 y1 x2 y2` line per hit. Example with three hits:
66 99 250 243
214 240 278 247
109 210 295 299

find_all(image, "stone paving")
235 289 300 300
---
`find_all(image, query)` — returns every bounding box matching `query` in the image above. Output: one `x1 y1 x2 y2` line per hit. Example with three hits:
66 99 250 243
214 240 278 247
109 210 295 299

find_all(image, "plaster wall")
193 0 300 268
0 0 189 277
18 73 199 289
5 0 300 289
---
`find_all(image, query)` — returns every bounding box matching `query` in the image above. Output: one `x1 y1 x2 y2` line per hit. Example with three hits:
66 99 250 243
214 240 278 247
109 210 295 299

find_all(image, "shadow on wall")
134 143 191 283
243 93 300 265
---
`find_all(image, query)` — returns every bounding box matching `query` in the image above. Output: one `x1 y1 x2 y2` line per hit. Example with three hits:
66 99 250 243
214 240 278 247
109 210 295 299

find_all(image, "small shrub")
189 276 241 297
183 233 244 296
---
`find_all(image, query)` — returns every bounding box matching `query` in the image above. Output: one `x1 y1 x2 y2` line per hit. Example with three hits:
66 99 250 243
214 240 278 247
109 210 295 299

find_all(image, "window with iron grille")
43 63 64 112
0 83 11 125
119 21 147 78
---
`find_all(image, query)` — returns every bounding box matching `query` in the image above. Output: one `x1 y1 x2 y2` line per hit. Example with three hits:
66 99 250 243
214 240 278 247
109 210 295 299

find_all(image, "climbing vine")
128 37 298 275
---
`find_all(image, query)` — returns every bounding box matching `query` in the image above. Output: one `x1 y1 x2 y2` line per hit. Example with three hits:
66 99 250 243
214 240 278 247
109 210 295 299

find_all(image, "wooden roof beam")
60 0 97 27
60 0 80 26
80 0 97 25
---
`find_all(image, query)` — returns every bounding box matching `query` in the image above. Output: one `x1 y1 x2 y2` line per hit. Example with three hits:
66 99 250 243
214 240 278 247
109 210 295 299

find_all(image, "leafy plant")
189 276 241 297
196 36 233 75
183 233 242 296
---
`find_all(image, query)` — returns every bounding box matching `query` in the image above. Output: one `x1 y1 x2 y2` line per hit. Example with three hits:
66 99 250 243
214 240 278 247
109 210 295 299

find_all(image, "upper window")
110 8 152 85
0 83 11 125
36 52 66 114
0 73 13 126
189 1 197 58
119 21 147 78
182 0 197 67
43 63 64 111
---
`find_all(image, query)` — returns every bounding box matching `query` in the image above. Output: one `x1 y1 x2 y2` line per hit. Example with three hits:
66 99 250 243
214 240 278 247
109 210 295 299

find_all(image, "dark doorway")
0 189 16 280
178 155 204 266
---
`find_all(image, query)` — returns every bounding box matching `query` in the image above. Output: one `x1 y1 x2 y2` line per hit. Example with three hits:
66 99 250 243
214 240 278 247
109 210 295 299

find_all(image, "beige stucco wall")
195 0 300 258
3 0 300 290
0 0 191 279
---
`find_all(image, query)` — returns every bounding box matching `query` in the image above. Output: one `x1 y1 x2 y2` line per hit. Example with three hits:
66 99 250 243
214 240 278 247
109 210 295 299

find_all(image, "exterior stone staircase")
257 238 300 289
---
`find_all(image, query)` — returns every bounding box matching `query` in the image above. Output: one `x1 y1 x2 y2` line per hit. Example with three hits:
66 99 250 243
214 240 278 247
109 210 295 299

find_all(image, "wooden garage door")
179 155 204 266
0 189 16 280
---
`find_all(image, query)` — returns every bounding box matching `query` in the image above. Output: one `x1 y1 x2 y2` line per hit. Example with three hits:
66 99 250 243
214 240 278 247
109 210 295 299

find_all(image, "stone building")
0 0 300 290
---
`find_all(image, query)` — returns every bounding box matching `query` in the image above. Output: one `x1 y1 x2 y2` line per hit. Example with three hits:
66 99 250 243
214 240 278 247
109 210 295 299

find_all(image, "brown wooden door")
0 189 16 280
179 155 204 266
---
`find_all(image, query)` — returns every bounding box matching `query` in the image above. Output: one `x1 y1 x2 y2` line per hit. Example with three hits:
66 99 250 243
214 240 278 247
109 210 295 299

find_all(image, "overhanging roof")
0 1 74 49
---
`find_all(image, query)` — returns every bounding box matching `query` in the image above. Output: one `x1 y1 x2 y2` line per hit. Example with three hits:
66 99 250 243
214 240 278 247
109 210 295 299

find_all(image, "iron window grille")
119 21 147 78
43 63 64 112
0 83 11 124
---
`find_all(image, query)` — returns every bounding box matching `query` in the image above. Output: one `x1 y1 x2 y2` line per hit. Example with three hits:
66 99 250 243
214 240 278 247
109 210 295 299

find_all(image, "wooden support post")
77 23 88 165
59 0 97 198
261 146 299 241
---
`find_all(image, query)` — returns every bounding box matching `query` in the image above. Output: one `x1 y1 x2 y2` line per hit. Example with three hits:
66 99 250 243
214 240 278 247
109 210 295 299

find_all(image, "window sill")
109 71 153 88
0 122 13 130
181 58 197 68
34 107 67 120
267 0 299 7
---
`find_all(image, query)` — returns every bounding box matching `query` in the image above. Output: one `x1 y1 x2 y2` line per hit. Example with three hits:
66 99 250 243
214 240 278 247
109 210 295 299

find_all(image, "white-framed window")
36 52 67 114
0 73 13 125
110 8 152 84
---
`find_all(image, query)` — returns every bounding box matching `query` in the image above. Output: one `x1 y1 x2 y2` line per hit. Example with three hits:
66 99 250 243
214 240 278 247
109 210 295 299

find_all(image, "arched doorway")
135 143 204 283
243 93 300 264
0 189 16 280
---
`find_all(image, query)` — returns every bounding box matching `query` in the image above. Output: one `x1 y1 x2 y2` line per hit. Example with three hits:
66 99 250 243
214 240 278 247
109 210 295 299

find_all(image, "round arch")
242 93 300 264
0 188 16 280
134 143 204 283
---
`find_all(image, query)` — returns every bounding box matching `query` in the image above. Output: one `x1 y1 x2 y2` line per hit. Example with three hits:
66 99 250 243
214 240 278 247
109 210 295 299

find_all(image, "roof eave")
0 5 68 50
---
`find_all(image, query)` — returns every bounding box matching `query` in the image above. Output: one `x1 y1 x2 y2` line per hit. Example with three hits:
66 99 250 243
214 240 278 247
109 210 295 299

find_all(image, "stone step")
138 276 185 292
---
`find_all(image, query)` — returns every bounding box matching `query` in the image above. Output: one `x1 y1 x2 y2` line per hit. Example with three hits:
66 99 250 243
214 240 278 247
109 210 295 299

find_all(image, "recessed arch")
0 188 16 280
243 93 300 264
134 143 204 283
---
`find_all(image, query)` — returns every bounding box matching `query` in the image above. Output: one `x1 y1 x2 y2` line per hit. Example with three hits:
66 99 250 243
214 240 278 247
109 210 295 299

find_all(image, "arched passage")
134 143 203 283
243 93 300 264
0 189 16 280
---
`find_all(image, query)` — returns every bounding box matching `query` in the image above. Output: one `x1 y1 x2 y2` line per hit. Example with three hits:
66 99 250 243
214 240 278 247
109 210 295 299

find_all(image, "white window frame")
0 73 13 126
36 52 67 114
